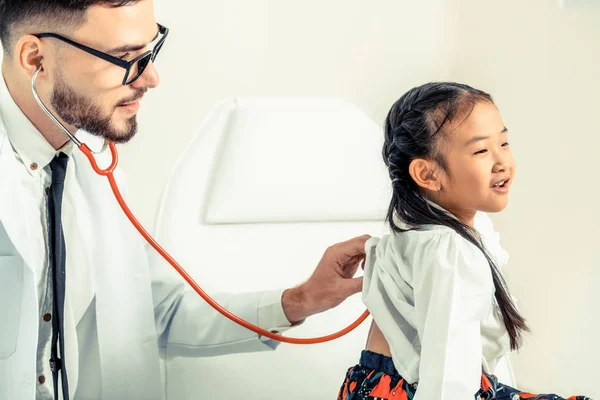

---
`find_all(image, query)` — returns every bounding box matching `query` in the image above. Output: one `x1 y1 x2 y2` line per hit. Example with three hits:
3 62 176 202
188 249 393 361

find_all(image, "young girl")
337 82 590 400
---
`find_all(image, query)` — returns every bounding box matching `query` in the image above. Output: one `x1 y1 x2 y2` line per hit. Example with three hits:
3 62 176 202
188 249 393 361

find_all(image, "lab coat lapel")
0 120 35 273
72 132 164 399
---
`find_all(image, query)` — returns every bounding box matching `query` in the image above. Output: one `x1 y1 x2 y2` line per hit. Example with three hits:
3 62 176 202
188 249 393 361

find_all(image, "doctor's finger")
341 255 365 277
329 234 371 264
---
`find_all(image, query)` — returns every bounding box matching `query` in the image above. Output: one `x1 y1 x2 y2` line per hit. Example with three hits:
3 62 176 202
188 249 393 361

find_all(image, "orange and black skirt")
337 351 591 400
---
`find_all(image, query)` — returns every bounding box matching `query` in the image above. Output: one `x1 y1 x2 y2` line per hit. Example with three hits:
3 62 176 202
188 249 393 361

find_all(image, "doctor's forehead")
74 0 157 54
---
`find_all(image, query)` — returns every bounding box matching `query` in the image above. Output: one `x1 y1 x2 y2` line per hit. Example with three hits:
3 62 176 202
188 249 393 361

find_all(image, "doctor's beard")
50 71 144 144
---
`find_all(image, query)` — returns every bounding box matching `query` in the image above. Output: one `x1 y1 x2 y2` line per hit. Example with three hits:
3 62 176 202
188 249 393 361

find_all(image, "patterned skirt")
337 351 592 400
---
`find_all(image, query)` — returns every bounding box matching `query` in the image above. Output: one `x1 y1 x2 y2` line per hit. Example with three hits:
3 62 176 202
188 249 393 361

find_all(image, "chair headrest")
198 98 391 223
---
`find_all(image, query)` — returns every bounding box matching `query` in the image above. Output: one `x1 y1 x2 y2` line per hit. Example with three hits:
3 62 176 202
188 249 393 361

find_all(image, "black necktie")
48 153 70 400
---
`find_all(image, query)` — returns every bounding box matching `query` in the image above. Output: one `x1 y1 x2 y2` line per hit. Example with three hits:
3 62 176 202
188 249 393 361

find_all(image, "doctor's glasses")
33 23 169 86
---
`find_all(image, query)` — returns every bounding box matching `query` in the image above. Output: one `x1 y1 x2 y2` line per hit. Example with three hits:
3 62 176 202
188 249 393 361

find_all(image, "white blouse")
362 211 512 400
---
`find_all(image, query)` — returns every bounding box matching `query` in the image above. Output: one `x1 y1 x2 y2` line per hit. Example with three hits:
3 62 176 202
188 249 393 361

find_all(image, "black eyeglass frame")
33 23 169 86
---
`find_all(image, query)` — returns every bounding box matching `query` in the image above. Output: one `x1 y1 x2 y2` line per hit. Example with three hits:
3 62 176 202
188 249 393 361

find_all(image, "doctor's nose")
132 60 160 90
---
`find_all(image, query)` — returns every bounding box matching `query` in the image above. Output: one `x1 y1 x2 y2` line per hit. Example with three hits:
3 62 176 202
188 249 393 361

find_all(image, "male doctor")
0 0 369 399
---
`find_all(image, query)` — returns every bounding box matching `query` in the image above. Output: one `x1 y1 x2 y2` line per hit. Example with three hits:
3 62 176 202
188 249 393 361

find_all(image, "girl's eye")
474 149 488 155
502 142 510 147
119 52 132 60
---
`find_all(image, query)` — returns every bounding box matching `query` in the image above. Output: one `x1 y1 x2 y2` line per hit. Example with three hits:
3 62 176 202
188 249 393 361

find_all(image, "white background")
125 0 600 397
126 0 599 397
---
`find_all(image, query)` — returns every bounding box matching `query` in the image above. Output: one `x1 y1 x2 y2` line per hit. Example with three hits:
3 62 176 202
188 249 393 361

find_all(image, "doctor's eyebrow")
106 29 160 55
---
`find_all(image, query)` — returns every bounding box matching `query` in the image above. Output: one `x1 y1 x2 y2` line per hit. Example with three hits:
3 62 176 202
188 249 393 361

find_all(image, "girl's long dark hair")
383 82 528 350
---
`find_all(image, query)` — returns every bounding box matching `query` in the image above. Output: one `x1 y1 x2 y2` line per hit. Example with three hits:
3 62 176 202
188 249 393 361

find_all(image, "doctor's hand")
281 234 370 324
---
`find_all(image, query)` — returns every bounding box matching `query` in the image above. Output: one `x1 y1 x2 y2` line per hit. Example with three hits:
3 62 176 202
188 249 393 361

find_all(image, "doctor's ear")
15 34 47 78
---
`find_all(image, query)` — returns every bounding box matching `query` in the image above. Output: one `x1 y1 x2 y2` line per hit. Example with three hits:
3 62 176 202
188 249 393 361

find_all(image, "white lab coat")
0 116 283 399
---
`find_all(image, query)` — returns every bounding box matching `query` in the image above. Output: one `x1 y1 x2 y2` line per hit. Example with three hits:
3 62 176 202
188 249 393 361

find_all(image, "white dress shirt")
362 210 512 400
0 75 293 399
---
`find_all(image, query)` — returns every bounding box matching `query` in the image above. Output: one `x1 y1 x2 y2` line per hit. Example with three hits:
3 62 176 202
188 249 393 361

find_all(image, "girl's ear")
408 158 442 192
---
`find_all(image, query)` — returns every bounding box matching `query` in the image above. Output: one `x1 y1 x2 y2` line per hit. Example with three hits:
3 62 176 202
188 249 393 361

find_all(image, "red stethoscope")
31 63 370 344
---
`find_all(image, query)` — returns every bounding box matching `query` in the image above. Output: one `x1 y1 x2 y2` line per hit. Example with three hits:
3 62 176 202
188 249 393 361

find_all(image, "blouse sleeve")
412 231 494 400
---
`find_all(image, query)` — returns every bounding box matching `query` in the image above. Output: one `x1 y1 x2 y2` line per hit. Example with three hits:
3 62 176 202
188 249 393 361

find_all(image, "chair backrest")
154 98 392 399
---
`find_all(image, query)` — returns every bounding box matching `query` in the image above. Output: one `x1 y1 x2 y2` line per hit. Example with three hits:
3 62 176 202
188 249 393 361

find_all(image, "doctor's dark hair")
383 82 528 350
0 0 140 55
